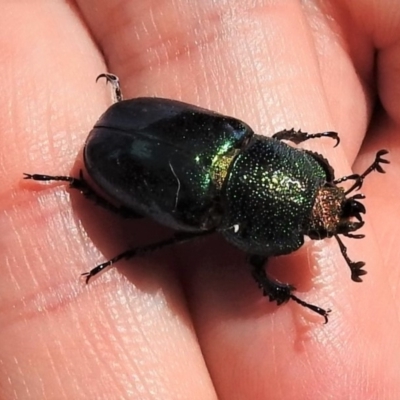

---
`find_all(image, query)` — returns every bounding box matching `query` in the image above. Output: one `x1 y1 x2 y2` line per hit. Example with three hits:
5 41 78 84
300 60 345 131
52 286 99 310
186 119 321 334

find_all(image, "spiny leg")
272 128 339 147
249 255 330 323
82 230 215 283
96 73 123 103
23 170 141 218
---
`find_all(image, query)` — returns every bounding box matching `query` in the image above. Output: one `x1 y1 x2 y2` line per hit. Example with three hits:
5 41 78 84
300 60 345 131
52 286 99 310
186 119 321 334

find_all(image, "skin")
1 1 399 399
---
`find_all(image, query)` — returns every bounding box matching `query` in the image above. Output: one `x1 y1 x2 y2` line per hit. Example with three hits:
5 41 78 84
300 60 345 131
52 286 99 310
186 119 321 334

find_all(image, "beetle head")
306 187 367 240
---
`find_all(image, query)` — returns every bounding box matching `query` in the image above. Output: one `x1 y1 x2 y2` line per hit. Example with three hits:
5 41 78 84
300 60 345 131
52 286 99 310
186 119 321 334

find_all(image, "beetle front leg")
249 255 330 323
23 170 141 218
272 128 339 147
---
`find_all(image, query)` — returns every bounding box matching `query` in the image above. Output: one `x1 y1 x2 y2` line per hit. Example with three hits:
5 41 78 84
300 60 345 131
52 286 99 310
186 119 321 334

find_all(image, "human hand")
1 1 399 399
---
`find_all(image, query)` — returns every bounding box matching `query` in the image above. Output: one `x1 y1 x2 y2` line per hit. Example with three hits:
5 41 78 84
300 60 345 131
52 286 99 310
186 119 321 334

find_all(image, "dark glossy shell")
222 136 327 256
84 98 252 231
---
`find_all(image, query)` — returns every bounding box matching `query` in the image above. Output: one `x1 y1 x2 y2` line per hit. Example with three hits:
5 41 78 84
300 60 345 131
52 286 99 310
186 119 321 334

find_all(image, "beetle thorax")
306 186 346 239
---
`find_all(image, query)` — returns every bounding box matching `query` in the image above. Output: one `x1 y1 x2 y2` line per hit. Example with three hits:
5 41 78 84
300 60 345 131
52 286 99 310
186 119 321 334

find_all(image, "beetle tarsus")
96 73 123 103
289 295 331 324
81 261 111 284
250 255 329 322
23 173 75 183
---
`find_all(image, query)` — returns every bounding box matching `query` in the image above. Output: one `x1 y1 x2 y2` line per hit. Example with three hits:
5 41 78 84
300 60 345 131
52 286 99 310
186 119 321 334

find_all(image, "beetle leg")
272 129 339 147
249 255 330 323
250 254 295 305
23 170 141 218
333 173 360 187
96 73 123 103
81 230 215 283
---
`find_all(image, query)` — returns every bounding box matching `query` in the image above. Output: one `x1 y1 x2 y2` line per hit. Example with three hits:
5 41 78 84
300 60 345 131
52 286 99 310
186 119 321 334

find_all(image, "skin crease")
0 0 400 399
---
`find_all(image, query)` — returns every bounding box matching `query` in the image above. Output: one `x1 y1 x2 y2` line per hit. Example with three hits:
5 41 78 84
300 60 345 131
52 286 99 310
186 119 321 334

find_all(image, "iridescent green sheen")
85 98 253 231
222 136 326 255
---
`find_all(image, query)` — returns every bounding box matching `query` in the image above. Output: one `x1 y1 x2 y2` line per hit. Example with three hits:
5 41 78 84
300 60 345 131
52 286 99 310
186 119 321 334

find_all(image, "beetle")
24 73 389 322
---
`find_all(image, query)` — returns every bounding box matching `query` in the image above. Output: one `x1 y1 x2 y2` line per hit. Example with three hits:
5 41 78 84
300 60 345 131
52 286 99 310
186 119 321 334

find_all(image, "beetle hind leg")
249 255 330 323
23 170 141 218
